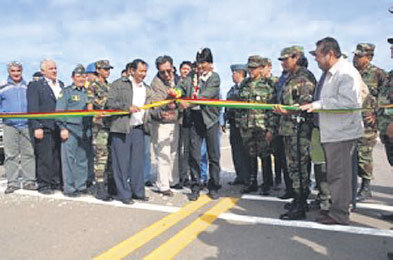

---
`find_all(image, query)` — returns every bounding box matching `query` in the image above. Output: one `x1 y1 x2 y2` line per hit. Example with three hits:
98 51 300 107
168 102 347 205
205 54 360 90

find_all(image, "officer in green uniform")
86 59 114 200
56 65 92 197
234 55 276 194
275 46 316 220
353 43 387 201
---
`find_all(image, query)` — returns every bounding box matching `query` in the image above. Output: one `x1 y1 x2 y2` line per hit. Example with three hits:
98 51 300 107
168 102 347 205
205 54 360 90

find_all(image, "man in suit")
27 59 64 195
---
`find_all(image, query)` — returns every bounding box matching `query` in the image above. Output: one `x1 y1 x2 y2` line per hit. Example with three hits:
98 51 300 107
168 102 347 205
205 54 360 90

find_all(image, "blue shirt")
0 77 28 128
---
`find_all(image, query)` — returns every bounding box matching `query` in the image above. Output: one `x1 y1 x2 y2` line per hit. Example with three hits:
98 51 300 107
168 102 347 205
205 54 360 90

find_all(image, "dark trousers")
178 125 191 184
34 127 62 191
262 155 273 187
273 135 291 191
229 124 246 182
189 111 220 193
382 135 393 166
111 128 145 200
323 139 356 225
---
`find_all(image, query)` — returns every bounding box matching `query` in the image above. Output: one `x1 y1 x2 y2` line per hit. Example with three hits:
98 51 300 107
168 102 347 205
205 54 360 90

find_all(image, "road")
0 133 392 260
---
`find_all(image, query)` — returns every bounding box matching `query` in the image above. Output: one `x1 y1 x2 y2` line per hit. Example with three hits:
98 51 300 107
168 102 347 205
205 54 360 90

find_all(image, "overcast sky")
0 0 392 93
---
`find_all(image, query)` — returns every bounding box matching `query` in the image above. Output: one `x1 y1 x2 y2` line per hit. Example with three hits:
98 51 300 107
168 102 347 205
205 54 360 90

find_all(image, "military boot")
241 157 258 194
356 178 372 202
280 191 306 220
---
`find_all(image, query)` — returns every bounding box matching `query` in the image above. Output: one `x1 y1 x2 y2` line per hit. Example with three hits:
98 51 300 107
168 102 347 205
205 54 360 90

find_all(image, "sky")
0 0 392 93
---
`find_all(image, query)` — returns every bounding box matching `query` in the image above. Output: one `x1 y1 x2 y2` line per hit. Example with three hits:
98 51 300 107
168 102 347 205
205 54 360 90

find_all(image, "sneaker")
4 186 20 194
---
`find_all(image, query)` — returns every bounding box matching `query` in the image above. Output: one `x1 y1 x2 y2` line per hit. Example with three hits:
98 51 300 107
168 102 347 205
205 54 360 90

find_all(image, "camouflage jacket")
359 63 387 131
86 79 110 110
279 67 316 137
234 76 276 132
377 70 393 135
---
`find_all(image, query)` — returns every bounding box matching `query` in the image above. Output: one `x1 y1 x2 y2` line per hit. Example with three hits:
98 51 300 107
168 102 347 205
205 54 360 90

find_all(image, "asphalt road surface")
0 133 392 260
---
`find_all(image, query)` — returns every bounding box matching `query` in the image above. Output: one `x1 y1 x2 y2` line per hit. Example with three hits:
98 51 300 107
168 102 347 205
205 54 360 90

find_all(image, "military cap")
247 55 269 68
388 38 393 44
353 43 375 56
230 64 247 72
96 60 113 69
32 71 42 77
278 46 304 60
86 62 96 74
72 64 86 76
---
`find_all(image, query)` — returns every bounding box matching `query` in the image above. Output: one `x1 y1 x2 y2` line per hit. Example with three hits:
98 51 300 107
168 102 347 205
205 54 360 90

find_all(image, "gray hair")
7 61 22 70
40 59 55 71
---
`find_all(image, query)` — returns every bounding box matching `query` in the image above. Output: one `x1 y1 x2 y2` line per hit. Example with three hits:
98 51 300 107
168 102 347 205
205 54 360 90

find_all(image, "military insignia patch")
71 95 80 101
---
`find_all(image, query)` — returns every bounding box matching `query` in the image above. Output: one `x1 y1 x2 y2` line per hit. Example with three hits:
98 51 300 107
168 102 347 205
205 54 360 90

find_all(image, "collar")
129 76 144 88
327 56 343 76
45 77 58 85
7 76 25 86
72 84 84 90
200 71 212 82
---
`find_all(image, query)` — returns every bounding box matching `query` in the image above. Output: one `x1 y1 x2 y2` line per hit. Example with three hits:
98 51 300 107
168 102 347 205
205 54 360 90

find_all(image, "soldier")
86 59 113 200
353 43 387 201
225 64 248 186
275 46 316 220
235 56 275 194
379 38 393 167
56 65 92 197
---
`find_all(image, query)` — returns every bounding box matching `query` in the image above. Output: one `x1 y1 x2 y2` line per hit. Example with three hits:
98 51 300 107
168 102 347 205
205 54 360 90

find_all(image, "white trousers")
150 123 180 191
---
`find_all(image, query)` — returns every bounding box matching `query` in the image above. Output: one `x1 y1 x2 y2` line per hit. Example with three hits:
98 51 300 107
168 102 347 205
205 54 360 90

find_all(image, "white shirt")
129 76 146 126
312 57 364 143
45 77 62 99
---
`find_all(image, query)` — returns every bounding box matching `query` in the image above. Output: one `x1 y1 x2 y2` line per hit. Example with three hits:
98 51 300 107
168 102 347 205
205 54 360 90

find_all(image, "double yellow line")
94 196 238 260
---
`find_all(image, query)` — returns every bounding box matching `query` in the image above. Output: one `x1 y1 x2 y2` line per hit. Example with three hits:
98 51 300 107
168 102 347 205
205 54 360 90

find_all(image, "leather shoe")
121 198 134 205
63 192 80 198
23 183 37 191
279 191 295 200
132 195 149 201
170 183 183 190
317 215 341 225
4 186 20 194
38 189 54 195
208 190 219 200
228 179 244 185
145 181 153 187
161 190 174 197
188 192 199 201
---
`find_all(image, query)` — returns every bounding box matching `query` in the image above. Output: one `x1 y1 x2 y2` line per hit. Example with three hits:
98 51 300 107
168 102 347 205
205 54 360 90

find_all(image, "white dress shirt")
45 77 62 99
129 76 146 126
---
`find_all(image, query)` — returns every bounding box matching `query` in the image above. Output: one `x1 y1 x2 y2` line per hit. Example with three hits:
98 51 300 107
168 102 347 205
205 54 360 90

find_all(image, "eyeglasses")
159 69 173 75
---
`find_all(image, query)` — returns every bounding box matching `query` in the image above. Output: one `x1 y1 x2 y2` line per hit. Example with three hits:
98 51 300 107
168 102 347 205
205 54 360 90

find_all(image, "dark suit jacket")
27 78 64 130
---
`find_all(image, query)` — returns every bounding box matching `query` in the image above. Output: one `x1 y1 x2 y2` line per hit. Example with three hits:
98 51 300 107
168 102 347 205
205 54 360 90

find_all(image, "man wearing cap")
275 46 316 220
85 62 97 89
300 37 364 225
234 56 275 194
86 60 113 200
32 72 42 82
56 65 92 197
353 43 387 202
178 47 221 201
0 61 36 194
27 59 64 195
225 64 248 186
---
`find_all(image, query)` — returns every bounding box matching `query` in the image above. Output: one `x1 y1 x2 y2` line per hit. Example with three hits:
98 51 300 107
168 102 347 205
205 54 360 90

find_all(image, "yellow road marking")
94 195 211 260
144 197 238 260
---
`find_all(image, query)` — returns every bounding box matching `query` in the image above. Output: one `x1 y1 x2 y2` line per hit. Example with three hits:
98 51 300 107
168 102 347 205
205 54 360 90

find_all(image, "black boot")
280 191 306 220
356 178 372 202
241 157 258 194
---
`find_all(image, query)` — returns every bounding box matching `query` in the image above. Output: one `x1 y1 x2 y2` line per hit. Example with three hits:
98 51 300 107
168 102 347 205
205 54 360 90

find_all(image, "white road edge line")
241 194 393 212
2 186 392 238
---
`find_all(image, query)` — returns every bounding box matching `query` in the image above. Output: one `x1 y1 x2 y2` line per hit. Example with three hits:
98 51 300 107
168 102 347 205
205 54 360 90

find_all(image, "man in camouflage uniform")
353 43 387 201
378 38 393 167
275 46 316 220
234 56 276 194
86 60 114 200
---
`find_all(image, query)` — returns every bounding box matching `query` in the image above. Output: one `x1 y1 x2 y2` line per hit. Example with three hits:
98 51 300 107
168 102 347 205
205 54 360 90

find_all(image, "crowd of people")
0 36 392 226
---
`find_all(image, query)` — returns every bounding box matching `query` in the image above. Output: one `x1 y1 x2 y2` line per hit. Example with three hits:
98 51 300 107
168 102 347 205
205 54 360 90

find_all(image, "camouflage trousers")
240 127 272 159
357 129 377 180
284 135 310 192
311 128 330 211
92 124 112 182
